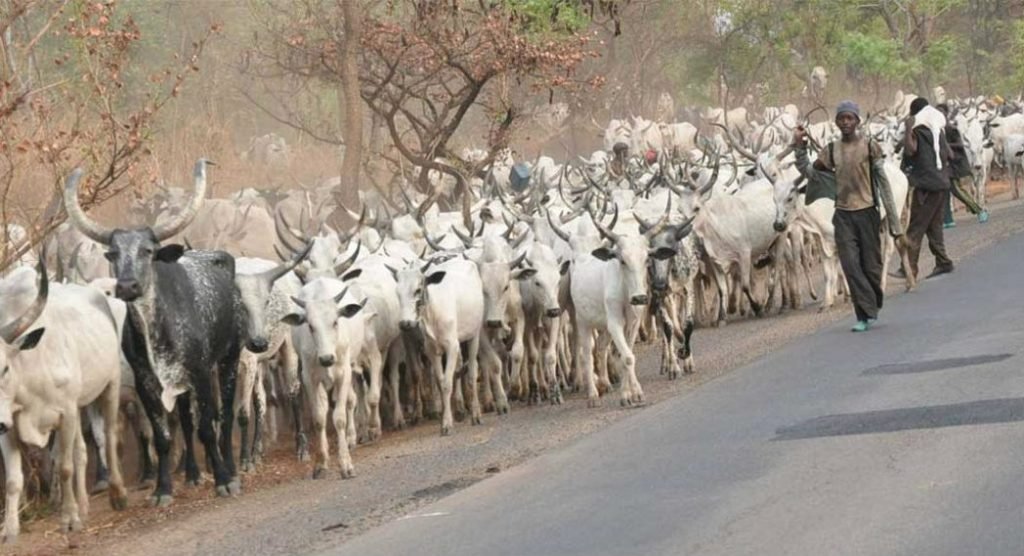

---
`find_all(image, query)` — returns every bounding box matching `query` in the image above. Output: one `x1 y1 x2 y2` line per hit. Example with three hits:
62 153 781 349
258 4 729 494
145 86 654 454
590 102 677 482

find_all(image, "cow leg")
577 323 599 407
217 353 241 490
594 332 612 393
308 379 330 479
332 362 356 478
365 348 384 441
387 342 407 430
192 371 234 497
479 333 509 415
176 394 201 486
739 254 762 317
524 325 540 404
465 335 483 425
58 409 84 533
252 365 267 464
1 428 23 543
100 383 128 510
544 317 562 404
609 321 643 406
73 423 89 521
711 266 729 326
85 405 110 493
235 353 256 473
436 341 460 436
680 281 697 374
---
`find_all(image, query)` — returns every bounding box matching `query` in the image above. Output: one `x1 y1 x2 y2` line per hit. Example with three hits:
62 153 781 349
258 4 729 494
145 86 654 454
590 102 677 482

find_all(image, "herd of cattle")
0 89 1022 543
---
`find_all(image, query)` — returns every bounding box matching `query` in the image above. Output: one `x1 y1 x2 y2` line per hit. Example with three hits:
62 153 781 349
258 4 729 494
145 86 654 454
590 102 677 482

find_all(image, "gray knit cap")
835 100 861 120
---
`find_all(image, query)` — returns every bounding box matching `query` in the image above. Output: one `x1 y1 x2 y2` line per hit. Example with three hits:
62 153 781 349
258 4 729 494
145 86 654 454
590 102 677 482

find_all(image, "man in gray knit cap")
793 100 904 332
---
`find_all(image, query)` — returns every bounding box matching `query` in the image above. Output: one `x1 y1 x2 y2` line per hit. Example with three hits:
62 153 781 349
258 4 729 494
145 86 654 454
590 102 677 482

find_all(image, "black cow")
64 160 246 506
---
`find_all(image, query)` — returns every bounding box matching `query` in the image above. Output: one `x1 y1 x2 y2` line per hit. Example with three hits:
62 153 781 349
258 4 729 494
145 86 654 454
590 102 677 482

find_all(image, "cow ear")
559 261 570 275
650 247 677 261
338 302 365 319
984 141 994 148
591 247 617 261
156 244 185 263
281 313 306 326
512 267 537 280
424 271 447 286
341 269 362 282
18 328 45 351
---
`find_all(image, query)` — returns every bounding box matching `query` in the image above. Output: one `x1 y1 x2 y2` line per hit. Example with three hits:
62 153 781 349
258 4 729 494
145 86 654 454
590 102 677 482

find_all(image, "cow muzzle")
486 320 504 329
399 320 418 332
318 354 336 368
115 279 142 301
247 337 269 353
652 280 668 292
630 295 649 306
773 221 788 232
545 308 561 318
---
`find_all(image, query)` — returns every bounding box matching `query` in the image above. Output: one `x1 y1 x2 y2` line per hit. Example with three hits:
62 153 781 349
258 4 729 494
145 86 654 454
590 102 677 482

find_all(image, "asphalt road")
328 232 1024 556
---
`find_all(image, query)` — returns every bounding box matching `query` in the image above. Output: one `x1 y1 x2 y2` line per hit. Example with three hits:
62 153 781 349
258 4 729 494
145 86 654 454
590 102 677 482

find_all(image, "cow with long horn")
0 256 129 543
63 160 247 507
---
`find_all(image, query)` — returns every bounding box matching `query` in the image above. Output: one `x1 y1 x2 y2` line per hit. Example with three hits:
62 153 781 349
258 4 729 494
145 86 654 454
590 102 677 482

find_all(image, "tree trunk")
332 0 364 229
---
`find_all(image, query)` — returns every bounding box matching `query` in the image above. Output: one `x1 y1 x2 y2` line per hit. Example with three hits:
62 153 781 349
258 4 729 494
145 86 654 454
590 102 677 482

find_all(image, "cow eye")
104 251 118 262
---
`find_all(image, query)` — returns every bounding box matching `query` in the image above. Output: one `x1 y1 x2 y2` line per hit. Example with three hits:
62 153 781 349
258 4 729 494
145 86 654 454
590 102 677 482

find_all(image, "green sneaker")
943 221 957 229
851 320 871 333
978 210 990 224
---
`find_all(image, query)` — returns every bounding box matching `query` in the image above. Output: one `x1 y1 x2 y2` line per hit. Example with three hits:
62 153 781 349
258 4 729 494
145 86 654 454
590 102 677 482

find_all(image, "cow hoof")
440 425 452 437
586 398 599 408
620 397 632 407
185 477 201 487
340 466 355 479
715 319 727 328
228 479 242 496
496 401 510 415
312 467 326 480
110 490 129 511
2 531 18 544
61 517 83 533
471 415 482 426
149 494 173 507
240 460 253 473
297 449 310 463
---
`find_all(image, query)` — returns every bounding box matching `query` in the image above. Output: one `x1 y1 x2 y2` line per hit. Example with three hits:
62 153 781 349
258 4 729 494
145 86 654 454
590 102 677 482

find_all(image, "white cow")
283 279 370 478
0 263 127 543
393 257 485 436
570 213 651 407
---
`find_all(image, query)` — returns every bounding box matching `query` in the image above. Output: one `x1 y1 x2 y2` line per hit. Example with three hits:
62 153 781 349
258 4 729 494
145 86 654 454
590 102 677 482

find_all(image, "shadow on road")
774 397 1024 440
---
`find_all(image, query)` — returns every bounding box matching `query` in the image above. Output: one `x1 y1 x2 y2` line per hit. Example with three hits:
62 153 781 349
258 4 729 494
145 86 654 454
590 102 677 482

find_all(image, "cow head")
590 207 650 306
479 250 532 329
282 281 366 368
637 196 695 293
0 261 49 433
236 244 312 353
64 161 210 302
520 243 562 319
391 260 446 331
766 167 803 233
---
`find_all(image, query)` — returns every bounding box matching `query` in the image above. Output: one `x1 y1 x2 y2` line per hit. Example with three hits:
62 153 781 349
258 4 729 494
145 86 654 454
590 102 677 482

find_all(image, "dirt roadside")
7 193 1024 556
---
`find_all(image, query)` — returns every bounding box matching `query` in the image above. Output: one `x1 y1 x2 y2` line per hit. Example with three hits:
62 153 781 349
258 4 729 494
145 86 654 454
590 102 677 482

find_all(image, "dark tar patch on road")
862 353 1014 376
774 397 1024 441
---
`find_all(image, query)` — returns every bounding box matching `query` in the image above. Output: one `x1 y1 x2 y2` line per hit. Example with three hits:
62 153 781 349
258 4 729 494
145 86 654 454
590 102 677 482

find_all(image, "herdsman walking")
903 97 955 279
792 101 904 332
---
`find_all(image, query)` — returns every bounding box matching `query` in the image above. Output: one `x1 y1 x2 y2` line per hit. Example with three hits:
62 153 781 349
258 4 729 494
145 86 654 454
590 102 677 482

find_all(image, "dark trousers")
906 188 953 278
834 208 884 321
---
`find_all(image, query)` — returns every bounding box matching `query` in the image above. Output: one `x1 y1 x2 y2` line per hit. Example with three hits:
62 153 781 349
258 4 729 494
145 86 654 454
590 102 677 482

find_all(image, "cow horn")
333 241 361 276
451 224 474 248
1 257 49 344
424 233 447 252
262 240 313 284
68 242 87 282
591 204 619 245
274 208 307 255
638 194 672 238
332 286 350 304
63 169 114 244
502 212 516 241
711 123 758 162
546 210 572 243
508 250 527 270
152 159 211 241
290 295 306 309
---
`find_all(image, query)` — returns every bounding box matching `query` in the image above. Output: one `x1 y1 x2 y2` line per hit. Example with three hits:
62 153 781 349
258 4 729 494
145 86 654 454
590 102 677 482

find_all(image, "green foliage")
841 31 916 80
503 0 589 35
